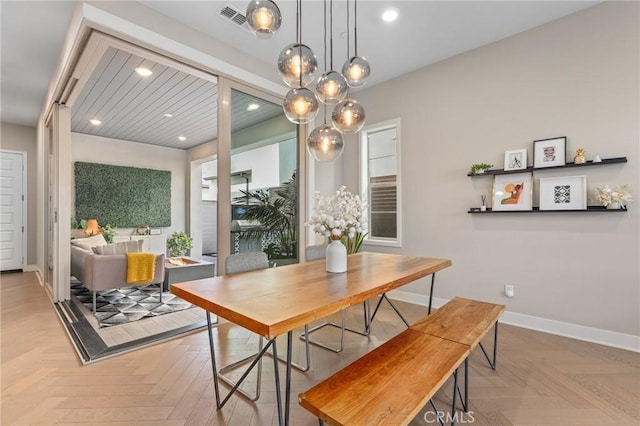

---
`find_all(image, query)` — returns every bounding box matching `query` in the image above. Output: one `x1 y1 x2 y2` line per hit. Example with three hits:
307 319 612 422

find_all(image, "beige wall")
340 2 639 336
1 122 38 265
71 132 188 238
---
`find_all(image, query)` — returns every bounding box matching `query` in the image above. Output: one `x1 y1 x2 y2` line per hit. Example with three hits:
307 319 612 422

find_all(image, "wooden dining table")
171 252 452 426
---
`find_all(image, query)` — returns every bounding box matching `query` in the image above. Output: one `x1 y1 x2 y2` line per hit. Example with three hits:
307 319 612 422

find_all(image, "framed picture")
533 136 566 168
504 149 527 171
539 175 587 211
491 172 533 211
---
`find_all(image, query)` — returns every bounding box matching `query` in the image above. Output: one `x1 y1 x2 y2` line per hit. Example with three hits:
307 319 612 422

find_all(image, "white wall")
338 2 639 337
71 132 188 238
0 123 38 265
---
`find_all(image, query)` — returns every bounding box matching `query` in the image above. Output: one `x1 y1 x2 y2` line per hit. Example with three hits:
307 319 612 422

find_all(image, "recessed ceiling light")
381 9 398 22
90 119 102 126
135 67 153 77
164 113 173 118
178 136 187 142
247 103 260 111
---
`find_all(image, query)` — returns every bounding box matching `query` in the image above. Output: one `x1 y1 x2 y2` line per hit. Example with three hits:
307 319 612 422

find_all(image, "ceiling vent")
218 4 251 33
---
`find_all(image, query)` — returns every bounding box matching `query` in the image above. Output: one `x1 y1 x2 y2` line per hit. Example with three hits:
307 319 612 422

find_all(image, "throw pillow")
92 240 143 255
70 234 108 251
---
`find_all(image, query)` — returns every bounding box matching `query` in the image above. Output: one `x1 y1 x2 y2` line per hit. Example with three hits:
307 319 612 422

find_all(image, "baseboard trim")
24 264 38 272
387 289 640 353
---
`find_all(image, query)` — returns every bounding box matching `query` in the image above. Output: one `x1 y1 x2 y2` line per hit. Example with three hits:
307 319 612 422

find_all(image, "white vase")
326 239 347 273
607 201 620 210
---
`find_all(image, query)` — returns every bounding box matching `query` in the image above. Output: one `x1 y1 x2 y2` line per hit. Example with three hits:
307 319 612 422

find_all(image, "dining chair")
217 252 310 402
300 245 371 352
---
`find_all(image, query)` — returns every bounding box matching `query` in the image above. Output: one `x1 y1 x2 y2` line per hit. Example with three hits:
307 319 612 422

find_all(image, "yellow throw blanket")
126 252 156 284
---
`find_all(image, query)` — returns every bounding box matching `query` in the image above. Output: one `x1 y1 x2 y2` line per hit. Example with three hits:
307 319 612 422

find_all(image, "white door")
0 151 26 271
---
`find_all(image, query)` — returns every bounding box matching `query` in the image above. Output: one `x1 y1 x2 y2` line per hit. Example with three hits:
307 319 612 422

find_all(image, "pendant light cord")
354 0 359 57
346 0 350 59
297 0 302 87
323 0 328 123
330 0 334 70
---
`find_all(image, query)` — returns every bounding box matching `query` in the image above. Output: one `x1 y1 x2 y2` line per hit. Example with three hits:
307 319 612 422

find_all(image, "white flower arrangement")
594 184 632 208
307 186 368 250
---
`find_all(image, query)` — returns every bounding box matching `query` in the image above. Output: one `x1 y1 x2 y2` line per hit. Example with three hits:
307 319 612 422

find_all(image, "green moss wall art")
74 162 171 228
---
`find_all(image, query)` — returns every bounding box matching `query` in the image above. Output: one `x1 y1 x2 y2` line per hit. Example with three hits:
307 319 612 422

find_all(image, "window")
360 119 401 247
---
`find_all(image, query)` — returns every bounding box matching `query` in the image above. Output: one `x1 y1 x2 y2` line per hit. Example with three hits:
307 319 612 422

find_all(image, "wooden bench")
298 297 505 425
298 329 469 425
410 297 505 411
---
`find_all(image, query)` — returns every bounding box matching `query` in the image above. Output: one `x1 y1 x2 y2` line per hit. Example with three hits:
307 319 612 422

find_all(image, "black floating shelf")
467 157 627 176
468 206 628 214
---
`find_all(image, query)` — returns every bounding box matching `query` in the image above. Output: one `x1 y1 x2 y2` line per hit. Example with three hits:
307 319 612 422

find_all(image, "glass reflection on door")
229 89 298 266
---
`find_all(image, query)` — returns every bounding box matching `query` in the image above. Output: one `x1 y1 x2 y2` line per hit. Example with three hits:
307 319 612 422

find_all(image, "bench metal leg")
478 322 499 370
428 273 436 314
454 358 469 412
428 399 446 426
451 368 458 425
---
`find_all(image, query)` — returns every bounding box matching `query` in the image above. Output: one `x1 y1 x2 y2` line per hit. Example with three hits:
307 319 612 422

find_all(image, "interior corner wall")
0 122 38 265
342 2 639 336
70 132 187 237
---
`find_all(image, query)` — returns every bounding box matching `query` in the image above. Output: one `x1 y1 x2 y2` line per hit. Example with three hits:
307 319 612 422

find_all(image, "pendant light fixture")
277 0 317 88
308 0 345 161
283 87 319 124
307 123 344 161
315 0 348 105
342 0 370 87
246 0 282 39
282 0 319 124
332 98 365 133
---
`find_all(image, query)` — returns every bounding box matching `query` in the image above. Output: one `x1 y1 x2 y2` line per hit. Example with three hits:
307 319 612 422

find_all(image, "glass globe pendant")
307 124 344 161
278 43 318 88
283 87 319 124
316 71 348 104
342 56 370 87
332 98 365 133
246 0 282 39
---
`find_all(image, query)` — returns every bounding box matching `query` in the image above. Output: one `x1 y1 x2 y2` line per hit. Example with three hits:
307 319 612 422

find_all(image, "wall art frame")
539 175 587 211
504 149 528 171
533 136 566 168
491 172 533 211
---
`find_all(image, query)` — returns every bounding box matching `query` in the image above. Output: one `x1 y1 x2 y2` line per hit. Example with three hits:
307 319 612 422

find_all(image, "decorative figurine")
574 148 586 164
593 155 602 163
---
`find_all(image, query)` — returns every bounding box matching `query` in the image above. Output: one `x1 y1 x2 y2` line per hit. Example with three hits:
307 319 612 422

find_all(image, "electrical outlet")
505 284 514 298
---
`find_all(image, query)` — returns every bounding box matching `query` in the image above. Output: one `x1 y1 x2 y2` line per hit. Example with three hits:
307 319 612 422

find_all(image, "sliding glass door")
228 88 298 266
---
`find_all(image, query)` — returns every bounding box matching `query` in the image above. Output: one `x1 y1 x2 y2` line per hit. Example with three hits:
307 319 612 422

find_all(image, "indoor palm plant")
240 171 298 260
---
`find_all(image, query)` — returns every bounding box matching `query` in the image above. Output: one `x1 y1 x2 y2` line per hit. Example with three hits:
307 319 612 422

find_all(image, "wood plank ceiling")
70 46 283 150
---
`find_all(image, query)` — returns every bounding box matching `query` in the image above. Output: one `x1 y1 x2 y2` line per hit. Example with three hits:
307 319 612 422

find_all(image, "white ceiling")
1 0 599 135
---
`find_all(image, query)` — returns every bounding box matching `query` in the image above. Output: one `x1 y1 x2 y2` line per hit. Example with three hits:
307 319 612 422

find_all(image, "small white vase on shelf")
326 238 347 273
607 201 620 210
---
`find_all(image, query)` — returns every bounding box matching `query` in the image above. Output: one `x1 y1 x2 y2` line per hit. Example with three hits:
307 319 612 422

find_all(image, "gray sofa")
70 241 165 312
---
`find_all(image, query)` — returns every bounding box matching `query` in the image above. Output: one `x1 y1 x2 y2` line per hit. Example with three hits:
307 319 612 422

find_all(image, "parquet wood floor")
1 272 638 425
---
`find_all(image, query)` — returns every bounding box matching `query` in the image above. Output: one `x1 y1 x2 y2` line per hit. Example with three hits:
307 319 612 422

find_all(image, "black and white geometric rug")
70 282 194 327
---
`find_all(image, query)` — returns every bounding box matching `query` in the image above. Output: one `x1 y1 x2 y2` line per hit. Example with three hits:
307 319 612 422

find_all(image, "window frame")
359 118 402 248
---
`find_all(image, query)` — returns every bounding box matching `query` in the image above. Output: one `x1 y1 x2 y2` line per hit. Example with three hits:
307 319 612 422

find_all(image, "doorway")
0 150 27 271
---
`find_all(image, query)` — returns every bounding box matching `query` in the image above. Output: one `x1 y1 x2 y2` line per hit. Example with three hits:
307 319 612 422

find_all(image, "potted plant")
100 224 116 243
470 163 494 175
166 232 193 257
594 184 632 209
